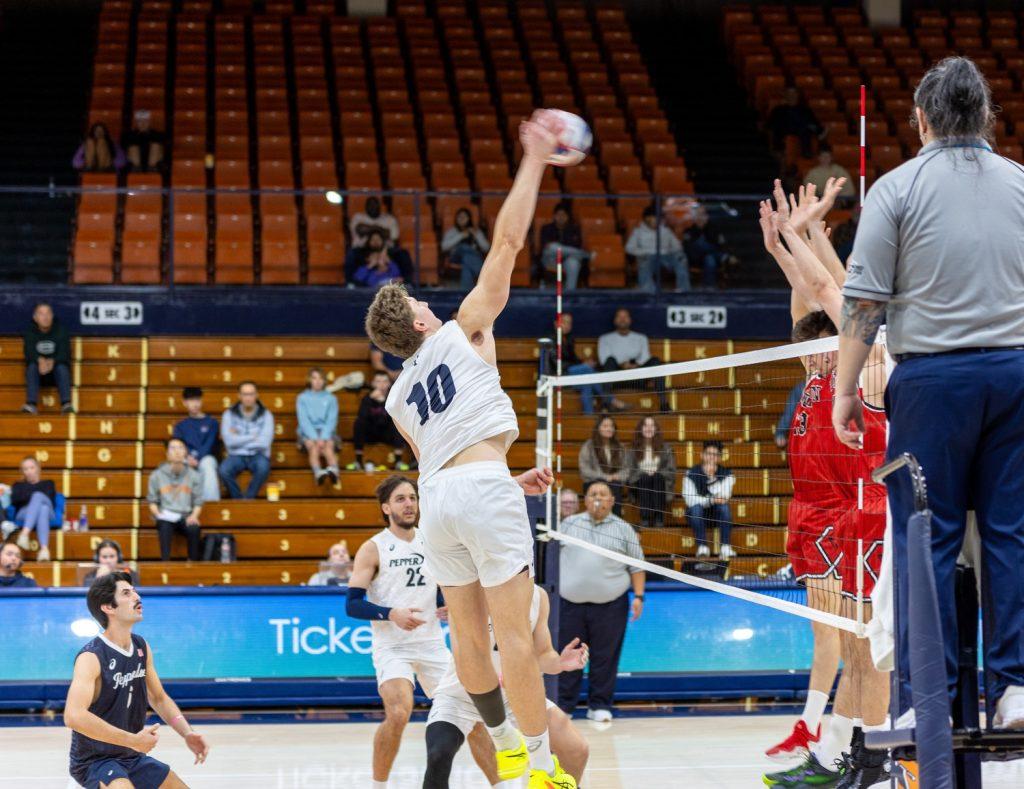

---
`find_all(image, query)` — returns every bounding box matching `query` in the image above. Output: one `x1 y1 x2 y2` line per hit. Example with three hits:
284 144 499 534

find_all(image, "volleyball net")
537 332 890 636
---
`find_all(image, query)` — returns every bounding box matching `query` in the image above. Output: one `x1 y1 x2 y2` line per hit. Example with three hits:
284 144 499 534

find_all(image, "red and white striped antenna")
859 84 867 206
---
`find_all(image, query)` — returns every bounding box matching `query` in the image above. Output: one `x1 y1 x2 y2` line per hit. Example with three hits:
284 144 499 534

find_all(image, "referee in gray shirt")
556 479 645 722
834 56 1024 729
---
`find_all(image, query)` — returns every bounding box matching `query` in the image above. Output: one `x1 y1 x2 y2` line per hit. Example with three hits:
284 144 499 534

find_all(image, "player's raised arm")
458 114 558 334
64 652 159 754
144 645 209 764
776 216 842 326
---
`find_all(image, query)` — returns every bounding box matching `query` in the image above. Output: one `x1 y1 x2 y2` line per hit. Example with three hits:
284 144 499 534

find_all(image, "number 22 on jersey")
405 363 457 425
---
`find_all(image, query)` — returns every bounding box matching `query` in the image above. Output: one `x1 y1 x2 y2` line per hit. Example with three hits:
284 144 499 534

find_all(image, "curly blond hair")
365 283 424 359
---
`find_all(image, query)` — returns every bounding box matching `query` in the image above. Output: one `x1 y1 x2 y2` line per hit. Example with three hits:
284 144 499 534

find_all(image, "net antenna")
539 334 888 637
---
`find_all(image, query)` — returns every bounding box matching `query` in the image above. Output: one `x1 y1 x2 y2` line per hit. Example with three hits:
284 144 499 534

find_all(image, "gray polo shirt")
558 510 644 604
843 138 1024 355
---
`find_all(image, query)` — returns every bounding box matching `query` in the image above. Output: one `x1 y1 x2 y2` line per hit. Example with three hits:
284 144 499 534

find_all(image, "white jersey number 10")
405 363 457 425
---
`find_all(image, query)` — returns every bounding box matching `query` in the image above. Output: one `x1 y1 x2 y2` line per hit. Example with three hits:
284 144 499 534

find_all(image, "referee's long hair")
912 56 995 143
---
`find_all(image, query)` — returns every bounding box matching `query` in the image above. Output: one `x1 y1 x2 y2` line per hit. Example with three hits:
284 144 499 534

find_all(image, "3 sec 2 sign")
80 301 144 326
666 306 727 329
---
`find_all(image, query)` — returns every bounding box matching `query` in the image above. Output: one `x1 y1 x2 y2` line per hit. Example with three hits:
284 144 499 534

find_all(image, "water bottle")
78 504 89 532
219 536 231 564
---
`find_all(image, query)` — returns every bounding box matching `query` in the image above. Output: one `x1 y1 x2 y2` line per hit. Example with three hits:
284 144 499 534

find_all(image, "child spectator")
148 438 204 561
347 372 409 472
172 387 220 502
296 367 340 485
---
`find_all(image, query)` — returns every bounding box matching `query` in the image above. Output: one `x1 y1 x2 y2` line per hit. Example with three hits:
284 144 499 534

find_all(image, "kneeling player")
65 572 210 789
422 585 589 788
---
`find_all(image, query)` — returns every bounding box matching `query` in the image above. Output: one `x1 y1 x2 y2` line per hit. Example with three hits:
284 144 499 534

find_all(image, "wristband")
634 594 644 601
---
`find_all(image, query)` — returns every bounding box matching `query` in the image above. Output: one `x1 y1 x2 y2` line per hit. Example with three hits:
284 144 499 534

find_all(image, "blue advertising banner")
1 584 813 682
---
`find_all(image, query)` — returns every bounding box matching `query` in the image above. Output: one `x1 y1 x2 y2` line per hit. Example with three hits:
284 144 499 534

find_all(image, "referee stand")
868 455 1024 787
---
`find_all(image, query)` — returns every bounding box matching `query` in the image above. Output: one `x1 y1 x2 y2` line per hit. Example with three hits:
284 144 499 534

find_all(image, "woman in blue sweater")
296 368 340 485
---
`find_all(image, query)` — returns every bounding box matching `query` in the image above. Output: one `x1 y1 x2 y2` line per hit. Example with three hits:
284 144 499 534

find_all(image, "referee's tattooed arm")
840 296 886 346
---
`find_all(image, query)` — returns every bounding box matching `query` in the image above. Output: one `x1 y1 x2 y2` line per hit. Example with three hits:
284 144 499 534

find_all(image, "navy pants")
885 350 1024 714
686 503 733 549
557 593 629 713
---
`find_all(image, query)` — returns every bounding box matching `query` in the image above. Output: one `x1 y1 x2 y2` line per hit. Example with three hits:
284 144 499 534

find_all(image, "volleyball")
536 108 592 167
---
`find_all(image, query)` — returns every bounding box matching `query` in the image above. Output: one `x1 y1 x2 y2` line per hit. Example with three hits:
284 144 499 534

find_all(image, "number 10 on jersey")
406 364 456 425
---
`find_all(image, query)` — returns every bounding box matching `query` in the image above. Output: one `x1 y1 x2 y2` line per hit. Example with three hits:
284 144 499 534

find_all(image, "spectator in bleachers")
0 540 37 588
297 367 340 486
148 438 204 561
72 122 126 173
578 416 630 512
349 196 400 249
219 381 274 500
370 342 402 384
83 539 140 586
560 487 580 520
172 387 220 503
550 313 626 415
121 110 165 173
540 203 591 290
441 207 490 289
681 204 733 289
768 87 825 159
683 440 736 560
347 372 410 472
803 147 855 203
307 540 352 586
598 309 670 412
350 229 403 288
626 206 690 292
627 416 677 530
22 302 72 414
9 457 57 562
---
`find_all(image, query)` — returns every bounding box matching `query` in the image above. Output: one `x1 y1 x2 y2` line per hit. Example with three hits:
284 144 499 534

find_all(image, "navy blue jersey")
69 633 149 772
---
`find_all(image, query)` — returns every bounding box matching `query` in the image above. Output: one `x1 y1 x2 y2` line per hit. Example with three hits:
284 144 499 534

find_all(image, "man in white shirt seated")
597 309 669 411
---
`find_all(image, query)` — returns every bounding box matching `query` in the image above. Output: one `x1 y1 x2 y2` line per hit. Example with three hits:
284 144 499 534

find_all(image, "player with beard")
64 571 210 788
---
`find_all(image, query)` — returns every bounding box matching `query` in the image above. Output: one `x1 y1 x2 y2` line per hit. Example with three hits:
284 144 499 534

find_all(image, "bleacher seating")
3 334 802 587
71 0 692 287
726 4 1024 187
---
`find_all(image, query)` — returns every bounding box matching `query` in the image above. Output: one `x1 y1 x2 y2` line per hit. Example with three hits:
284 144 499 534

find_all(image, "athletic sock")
812 714 854 771
524 729 556 774
853 717 863 729
470 687 522 751
484 720 521 752
372 781 387 788
801 689 829 731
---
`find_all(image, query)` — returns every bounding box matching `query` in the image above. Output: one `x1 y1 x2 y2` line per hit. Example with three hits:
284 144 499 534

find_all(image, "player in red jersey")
762 181 852 764
761 187 891 788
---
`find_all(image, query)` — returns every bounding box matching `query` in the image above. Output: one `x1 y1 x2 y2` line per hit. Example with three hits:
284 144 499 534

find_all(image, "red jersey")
787 373 845 510
824 371 887 503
